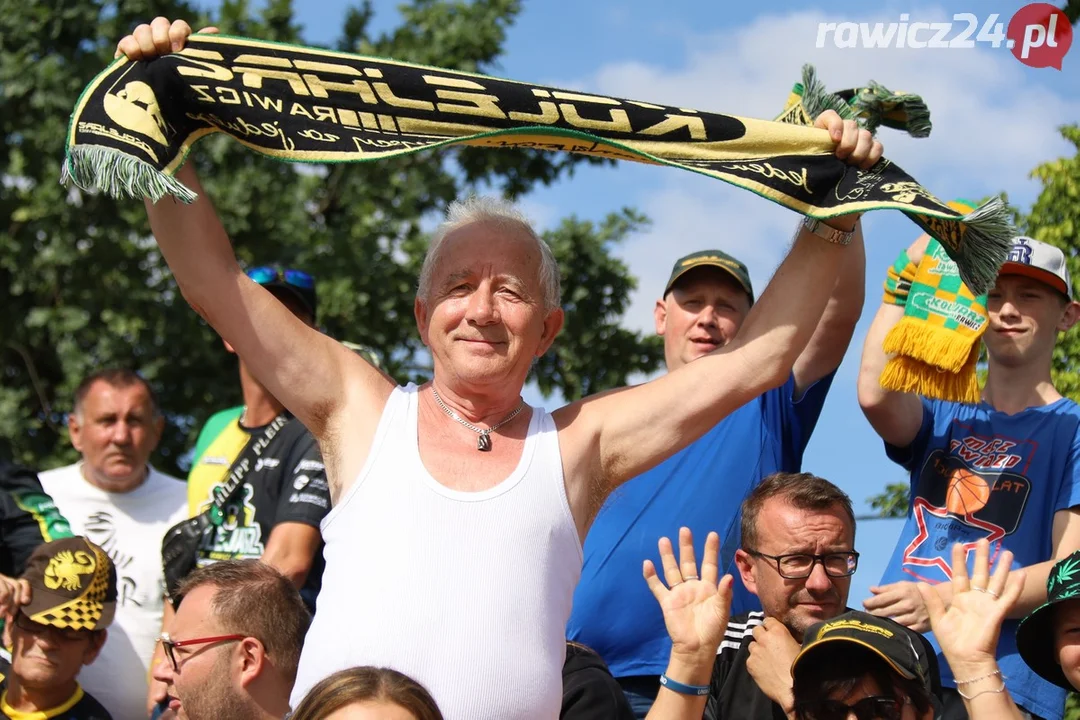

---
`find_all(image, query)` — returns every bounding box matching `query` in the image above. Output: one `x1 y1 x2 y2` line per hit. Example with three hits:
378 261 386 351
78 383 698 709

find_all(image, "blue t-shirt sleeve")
883 398 935 473
770 370 835 466
1055 419 1080 513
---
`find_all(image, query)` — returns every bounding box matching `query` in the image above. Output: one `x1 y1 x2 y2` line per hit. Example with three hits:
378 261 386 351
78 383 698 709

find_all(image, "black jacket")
0 456 71 576
562 642 635 720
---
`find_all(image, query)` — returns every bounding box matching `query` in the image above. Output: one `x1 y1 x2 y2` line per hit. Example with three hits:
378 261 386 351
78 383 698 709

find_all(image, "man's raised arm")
792 222 865 394
122 19 393 446
558 113 881 517
856 236 929 448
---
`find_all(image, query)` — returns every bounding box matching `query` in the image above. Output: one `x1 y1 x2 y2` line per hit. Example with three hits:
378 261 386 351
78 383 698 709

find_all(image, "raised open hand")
918 539 1024 678
644 527 733 663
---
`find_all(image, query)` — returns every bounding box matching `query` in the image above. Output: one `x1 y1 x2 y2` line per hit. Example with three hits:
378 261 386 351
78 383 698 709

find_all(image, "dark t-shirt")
0 457 72 577
704 611 943 720
561 642 635 720
0 656 112 719
187 409 330 605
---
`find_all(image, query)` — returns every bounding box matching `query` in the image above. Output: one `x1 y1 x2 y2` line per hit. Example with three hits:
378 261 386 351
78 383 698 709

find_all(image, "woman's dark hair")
289 666 443 720
792 645 932 719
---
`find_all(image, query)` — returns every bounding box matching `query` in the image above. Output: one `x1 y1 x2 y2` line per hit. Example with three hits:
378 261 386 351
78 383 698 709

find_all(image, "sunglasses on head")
797 696 903 720
246 266 314 290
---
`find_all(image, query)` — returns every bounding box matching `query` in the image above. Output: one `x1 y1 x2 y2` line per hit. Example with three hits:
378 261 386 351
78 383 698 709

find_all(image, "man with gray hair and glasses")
118 16 884 718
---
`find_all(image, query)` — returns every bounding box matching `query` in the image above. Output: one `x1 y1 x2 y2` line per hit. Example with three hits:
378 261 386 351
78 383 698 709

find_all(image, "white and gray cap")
999 236 1073 300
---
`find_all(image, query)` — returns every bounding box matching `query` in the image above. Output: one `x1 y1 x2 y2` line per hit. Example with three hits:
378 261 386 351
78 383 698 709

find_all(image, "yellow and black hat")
20 537 116 632
791 610 934 694
663 249 753 301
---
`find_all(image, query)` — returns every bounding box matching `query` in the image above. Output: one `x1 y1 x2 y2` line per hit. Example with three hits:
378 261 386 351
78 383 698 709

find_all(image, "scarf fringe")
882 317 974 373
880 354 981 404
61 145 197 204
849 81 932 138
795 65 857 121
946 196 1015 295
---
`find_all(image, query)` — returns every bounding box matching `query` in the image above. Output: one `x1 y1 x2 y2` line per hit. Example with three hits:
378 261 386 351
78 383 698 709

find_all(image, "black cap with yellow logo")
791 611 934 694
663 249 754 301
20 537 117 632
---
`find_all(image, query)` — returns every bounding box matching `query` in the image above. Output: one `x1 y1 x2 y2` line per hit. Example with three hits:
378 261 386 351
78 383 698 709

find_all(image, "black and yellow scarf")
62 35 1011 293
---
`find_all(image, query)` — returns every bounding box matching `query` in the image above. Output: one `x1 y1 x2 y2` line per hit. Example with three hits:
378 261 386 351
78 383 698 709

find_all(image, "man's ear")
83 629 107 665
735 549 757 595
654 299 667 336
237 637 266 688
68 412 83 453
536 308 565 357
1059 300 1080 333
415 296 430 348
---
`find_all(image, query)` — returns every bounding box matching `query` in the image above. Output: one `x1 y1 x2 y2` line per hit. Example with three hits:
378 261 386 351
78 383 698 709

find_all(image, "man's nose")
111 421 133 444
152 656 175 683
803 560 833 591
696 305 720 327
466 290 498 325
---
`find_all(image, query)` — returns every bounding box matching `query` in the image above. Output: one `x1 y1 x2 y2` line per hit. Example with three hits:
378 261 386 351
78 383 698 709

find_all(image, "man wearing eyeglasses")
697 472 941 720
152 560 310 720
148 265 331 716
0 537 116 719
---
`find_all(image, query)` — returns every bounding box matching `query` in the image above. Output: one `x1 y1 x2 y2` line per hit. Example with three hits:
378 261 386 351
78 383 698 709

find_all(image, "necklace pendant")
477 433 492 452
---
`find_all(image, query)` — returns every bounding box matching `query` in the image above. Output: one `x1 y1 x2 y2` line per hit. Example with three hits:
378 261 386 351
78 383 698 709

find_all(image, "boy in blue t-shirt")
858 235 1080 720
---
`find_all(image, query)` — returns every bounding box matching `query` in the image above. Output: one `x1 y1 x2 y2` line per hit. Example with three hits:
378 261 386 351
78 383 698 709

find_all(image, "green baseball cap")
664 249 754 301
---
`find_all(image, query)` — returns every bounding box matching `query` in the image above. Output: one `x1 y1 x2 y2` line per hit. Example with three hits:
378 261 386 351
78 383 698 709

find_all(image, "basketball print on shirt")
902 432 1032 584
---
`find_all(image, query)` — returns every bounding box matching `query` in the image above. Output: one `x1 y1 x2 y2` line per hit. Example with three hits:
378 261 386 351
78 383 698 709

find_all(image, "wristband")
883 249 918 306
659 673 710 696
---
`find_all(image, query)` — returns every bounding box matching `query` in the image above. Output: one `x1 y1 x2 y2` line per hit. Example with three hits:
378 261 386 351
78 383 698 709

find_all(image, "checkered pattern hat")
21 537 116 631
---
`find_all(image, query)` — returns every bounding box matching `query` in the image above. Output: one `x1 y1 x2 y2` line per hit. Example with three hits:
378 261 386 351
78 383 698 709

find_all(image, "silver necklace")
430 386 525 452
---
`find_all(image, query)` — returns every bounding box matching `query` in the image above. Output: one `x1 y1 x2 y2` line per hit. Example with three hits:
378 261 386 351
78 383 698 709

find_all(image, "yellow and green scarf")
881 200 988 402
62 35 1011 293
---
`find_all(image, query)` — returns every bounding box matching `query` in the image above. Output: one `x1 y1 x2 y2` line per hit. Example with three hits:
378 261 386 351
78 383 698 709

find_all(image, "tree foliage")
0 0 663 474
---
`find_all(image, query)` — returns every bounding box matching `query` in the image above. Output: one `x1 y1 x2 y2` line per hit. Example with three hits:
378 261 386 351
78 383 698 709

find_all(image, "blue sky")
196 0 1078 604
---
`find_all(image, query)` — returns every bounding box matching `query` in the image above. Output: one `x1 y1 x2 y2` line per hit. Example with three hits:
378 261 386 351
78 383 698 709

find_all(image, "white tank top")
290 384 582 719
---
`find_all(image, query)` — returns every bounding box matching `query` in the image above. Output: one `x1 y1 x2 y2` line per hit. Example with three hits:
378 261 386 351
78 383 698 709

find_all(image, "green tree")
0 0 662 474
867 482 910 518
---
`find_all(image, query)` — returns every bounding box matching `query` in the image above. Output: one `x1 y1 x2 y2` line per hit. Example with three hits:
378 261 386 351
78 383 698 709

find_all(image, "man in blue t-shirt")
568 231 866 716
858 235 1080 720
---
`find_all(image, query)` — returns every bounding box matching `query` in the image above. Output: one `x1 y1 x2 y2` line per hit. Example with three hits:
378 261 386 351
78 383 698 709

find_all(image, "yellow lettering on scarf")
723 162 811 193
559 104 632 133
638 114 708 140
175 51 234 82
372 83 435 111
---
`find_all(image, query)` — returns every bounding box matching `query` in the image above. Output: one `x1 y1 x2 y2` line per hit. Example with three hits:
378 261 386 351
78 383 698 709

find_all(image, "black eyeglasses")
796 696 903 720
14 612 90 642
246 266 314 290
746 550 859 579
158 632 246 673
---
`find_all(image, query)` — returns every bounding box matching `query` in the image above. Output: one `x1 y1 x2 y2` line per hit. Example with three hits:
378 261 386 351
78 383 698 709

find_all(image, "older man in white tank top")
118 18 884 718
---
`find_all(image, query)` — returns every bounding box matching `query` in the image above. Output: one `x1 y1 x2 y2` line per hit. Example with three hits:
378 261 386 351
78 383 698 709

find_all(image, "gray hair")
417 196 561 311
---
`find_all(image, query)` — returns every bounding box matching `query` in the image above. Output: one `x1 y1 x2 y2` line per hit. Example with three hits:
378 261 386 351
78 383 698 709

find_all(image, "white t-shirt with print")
39 462 187 720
